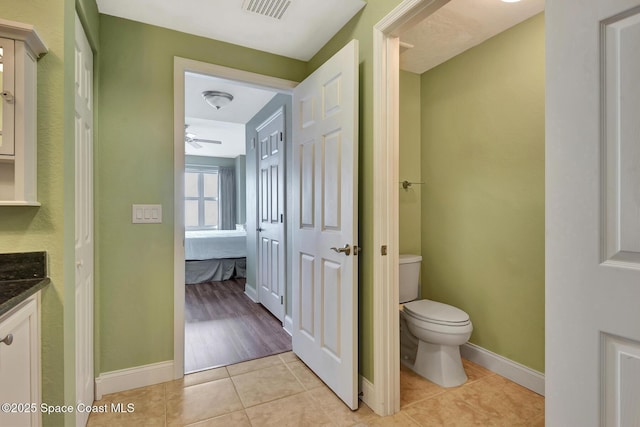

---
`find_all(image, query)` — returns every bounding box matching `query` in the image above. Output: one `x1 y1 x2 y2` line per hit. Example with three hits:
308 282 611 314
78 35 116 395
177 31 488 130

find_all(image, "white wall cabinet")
0 19 47 206
0 295 41 427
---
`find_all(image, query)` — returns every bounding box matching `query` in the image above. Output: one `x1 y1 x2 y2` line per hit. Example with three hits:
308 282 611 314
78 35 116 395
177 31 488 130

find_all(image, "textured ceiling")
96 0 366 61
400 0 544 74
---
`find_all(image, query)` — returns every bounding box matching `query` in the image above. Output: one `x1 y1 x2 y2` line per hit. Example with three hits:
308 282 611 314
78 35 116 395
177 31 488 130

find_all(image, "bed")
185 229 247 284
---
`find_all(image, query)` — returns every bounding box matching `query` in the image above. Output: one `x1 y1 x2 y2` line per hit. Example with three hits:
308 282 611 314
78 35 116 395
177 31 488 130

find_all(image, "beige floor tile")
462 358 495 383
279 351 300 363
404 390 495 426
226 354 284 376
528 413 545 426
245 391 333 426
447 374 544 425
307 386 377 427
88 383 166 426
288 360 325 390
184 367 230 386
364 412 421 426
166 377 243 426
231 363 305 407
185 410 252 427
165 367 230 397
399 364 446 408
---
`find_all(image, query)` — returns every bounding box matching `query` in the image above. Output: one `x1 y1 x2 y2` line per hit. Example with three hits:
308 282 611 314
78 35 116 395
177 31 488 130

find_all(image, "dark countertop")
0 278 50 317
0 251 49 317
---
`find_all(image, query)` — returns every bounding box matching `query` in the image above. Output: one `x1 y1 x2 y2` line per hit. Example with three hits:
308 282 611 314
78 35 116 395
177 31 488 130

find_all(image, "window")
185 167 219 229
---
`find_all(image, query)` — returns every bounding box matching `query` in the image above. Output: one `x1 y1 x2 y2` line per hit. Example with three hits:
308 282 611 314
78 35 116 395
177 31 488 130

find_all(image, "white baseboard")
283 315 293 336
359 375 381 413
94 360 175 400
461 342 545 396
244 282 258 302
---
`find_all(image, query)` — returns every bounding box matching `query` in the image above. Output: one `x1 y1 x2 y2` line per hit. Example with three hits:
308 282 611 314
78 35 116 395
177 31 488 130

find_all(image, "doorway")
372 0 545 416
173 59 297 376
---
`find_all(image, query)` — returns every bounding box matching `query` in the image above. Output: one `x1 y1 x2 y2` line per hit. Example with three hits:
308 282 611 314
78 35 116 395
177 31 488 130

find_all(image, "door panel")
74 14 94 427
547 1 640 425
257 108 286 321
292 40 359 410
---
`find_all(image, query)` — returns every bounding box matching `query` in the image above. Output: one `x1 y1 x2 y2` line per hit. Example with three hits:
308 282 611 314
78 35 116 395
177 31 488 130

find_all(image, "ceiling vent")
242 0 292 20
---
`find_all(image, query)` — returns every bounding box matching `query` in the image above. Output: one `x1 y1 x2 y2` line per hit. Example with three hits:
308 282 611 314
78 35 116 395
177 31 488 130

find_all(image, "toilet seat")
404 299 470 327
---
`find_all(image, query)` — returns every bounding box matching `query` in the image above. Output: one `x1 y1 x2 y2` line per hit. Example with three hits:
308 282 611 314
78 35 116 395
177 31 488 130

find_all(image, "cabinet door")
0 299 38 426
0 37 15 156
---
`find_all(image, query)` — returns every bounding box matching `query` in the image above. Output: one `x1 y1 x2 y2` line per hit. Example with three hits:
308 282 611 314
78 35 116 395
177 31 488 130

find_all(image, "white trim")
244 282 258 302
0 18 48 57
359 375 380 414
174 57 298 381
283 315 293 336
460 343 545 396
94 361 175 400
372 0 451 417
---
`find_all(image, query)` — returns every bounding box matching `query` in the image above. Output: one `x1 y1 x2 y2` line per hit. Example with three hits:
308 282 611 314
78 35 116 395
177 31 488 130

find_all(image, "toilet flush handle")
330 244 351 256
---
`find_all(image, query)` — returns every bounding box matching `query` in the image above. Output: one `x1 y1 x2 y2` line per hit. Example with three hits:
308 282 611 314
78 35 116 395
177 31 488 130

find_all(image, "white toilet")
399 254 473 387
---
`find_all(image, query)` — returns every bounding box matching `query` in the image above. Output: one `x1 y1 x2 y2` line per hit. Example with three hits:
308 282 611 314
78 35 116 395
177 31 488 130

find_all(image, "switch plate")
132 204 162 223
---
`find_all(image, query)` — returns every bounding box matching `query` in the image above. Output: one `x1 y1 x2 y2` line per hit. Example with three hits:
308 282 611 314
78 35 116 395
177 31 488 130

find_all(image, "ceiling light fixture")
501 0 521 2
202 90 234 110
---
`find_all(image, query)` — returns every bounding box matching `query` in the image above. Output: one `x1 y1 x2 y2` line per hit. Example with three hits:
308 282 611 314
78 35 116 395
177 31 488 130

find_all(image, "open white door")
547 1 640 425
257 107 286 321
292 40 359 409
74 13 94 427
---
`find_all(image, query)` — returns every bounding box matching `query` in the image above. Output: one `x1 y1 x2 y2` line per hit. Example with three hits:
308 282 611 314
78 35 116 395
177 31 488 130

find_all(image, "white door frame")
172 57 297 379
371 0 450 416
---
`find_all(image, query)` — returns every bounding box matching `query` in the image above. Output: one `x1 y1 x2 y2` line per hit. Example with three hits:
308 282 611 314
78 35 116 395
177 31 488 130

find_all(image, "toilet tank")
399 254 422 303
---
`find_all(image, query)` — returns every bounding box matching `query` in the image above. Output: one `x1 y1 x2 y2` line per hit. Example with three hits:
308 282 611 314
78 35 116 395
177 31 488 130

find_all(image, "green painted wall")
419 14 545 372
307 0 403 381
399 71 422 256
0 0 81 425
97 15 306 372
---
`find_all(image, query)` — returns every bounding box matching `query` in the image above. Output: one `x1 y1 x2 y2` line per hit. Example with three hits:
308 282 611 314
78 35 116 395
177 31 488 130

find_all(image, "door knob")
257 228 263 232
1 334 13 346
330 244 351 256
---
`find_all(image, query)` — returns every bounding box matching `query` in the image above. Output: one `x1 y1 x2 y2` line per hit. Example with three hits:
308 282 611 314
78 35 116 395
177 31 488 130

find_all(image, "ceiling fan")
184 124 222 149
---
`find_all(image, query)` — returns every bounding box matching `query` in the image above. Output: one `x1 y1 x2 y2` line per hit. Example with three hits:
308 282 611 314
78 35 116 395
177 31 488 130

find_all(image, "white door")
74 14 94 427
257 108 286 321
547 1 640 425
292 40 359 409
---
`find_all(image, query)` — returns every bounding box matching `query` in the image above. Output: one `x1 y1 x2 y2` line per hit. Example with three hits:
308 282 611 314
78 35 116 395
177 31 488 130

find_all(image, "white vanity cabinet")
0 19 47 206
0 295 41 427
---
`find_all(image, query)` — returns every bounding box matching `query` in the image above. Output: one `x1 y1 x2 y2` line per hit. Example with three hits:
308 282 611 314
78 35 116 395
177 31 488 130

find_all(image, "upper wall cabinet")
0 19 47 206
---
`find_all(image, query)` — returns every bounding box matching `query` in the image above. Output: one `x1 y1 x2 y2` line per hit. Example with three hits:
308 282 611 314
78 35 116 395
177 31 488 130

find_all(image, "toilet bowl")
399 254 473 388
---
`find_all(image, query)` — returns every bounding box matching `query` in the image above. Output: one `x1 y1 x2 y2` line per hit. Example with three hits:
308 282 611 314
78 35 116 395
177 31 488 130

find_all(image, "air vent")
242 0 292 20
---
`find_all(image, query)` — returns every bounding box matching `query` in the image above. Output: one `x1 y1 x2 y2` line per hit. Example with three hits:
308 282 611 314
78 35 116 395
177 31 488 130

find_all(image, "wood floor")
184 278 292 373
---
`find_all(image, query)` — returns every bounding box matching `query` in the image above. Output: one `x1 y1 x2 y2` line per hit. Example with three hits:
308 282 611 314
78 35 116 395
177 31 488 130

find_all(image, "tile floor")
87 352 544 426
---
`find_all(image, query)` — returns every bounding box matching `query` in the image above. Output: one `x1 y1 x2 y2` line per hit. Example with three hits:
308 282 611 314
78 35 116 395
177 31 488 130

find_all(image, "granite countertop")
0 252 49 317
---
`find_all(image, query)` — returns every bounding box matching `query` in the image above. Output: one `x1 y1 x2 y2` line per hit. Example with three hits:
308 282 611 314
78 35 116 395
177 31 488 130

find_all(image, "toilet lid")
403 299 470 325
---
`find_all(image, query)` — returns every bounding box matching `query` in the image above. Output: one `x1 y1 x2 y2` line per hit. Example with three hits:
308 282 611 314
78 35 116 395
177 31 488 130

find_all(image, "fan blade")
186 139 202 149
193 138 222 144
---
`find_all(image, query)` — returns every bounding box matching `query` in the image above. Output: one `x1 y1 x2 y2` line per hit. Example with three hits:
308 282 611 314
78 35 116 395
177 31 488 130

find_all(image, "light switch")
132 204 162 223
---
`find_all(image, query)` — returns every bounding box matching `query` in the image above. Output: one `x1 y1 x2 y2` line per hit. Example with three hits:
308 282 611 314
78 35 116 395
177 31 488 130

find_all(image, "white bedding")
185 229 247 260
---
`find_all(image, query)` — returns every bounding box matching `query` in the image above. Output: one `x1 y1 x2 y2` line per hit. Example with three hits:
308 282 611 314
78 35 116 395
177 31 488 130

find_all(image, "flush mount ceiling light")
202 90 234 110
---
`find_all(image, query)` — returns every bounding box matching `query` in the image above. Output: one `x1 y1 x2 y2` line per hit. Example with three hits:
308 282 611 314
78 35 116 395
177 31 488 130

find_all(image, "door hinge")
280 132 284 142
280 295 284 304
381 245 387 256
280 214 284 223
